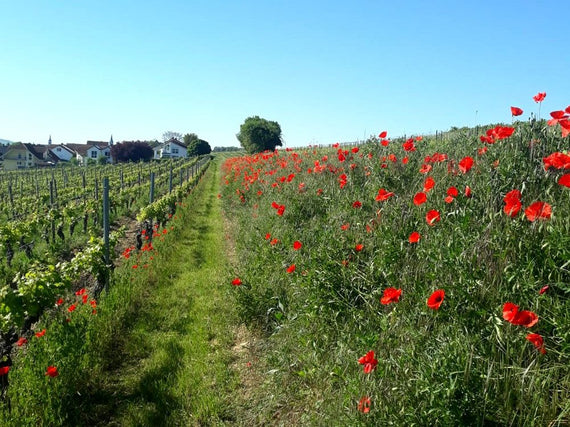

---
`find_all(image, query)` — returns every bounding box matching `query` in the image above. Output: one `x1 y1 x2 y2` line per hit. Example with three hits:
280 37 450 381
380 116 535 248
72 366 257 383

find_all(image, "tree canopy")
187 138 212 156
236 116 282 154
110 141 154 163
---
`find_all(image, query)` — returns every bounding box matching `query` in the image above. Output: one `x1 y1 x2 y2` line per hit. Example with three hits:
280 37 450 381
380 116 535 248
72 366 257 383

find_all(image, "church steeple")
48 135 52 145
109 135 114 146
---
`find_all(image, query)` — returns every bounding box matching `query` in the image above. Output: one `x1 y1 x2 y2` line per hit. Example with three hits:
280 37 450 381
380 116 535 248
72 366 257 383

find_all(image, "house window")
104 151 110 157
56 147 61 152
172 148 179 154
17 154 22 159
28 153 32 160
91 151 98 158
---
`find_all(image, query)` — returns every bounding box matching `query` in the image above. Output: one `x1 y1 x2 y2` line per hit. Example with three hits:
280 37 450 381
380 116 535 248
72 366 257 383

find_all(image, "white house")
153 138 187 159
47 144 75 162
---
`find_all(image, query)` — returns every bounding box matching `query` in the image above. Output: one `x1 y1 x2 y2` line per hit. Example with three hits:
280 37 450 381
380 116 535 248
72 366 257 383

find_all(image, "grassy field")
1 117 569 426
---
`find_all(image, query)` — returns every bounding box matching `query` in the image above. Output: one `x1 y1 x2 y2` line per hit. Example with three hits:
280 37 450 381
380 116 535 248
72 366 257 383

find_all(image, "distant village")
0 136 232 171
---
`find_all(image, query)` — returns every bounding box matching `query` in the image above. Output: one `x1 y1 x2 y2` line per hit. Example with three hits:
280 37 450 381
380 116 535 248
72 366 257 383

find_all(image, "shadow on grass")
74 339 185 426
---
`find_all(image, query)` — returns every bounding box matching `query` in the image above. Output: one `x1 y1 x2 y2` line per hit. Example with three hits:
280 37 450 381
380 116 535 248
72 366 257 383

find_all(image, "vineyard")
0 155 210 350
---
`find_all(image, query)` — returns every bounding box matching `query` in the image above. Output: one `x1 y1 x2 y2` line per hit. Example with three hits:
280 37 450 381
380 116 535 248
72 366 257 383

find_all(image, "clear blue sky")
1 0 568 148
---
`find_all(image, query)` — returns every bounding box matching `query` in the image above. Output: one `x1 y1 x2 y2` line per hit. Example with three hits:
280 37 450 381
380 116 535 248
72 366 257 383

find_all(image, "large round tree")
236 116 283 153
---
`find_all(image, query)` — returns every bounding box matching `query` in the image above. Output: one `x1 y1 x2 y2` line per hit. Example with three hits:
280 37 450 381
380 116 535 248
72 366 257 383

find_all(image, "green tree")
187 139 211 156
236 116 282 154
183 133 199 146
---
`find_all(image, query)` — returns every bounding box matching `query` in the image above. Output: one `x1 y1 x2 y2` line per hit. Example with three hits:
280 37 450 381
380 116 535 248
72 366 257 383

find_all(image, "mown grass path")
88 158 240 426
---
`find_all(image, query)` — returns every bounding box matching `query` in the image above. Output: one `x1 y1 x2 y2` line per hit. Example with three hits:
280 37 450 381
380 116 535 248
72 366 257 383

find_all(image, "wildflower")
45 366 59 378
423 177 435 192
341 223 350 231
55 298 64 306
465 186 472 198
379 130 387 138
68 304 76 313
358 396 371 413
533 92 546 103
427 289 445 310
458 156 474 173
559 174 570 187
408 232 421 243
375 188 394 201
352 201 362 209
539 285 549 295
35 329 46 338
286 264 296 274
502 302 539 327
358 350 378 373
381 287 402 305
293 241 302 250
426 210 441 226
503 190 522 217
231 278 242 286
16 337 27 346
413 192 427 206
0 366 10 376
75 288 86 296
524 202 552 222
511 106 524 116
355 244 364 252
526 333 546 354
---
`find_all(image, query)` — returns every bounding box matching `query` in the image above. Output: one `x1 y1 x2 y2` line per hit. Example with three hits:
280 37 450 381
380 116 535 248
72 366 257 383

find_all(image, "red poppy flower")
45 366 58 378
402 156 409 164
419 164 432 174
478 146 488 156
413 192 427 206
358 350 378 373
286 264 296 274
351 147 359 153
352 201 362 209
35 329 46 338
447 186 458 197
558 174 570 187
503 190 522 217
543 152 570 170
423 177 435 192
68 304 76 313
55 298 64 306
408 231 421 243
538 285 549 295
502 302 539 327
403 139 416 151
381 287 402 305
533 92 546 103
231 278 242 286
465 186 472 198
526 333 546 354
458 156 474 173
0 366 10 376
293 241 302 250
340 223 350 231
17 337 27 346
276 205 285 216
358 396 371 413
426 210 441 226
524 201 552 222
355 244 364 252
511 106 524 116
375 188 395 201
444 196 454 204
75 288 86 296
265 233 271 240
379 131 387 138
381 139 389 147
427 289 445 310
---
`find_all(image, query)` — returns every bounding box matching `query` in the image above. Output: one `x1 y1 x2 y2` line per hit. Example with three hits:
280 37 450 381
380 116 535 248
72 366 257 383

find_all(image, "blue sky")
1 0 568 148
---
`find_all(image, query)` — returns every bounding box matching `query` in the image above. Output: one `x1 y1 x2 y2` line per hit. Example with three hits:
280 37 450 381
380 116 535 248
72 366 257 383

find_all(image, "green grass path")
90 158 239 426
